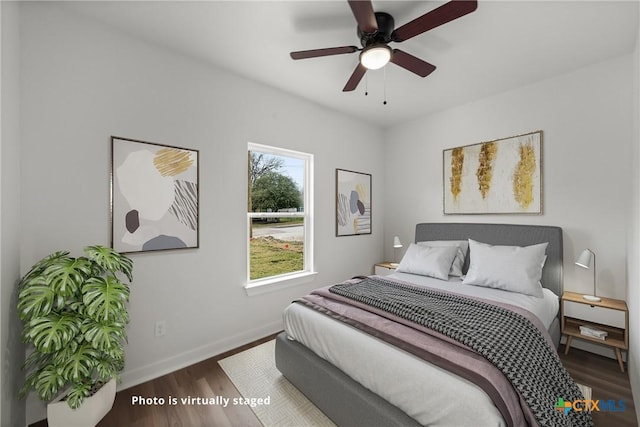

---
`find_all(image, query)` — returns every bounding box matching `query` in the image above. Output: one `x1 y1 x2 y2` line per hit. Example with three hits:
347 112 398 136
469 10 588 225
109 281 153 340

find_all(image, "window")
246 143 314 294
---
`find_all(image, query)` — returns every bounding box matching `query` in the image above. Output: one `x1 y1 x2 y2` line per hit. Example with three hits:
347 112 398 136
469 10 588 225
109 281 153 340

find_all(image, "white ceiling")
60 1 639 128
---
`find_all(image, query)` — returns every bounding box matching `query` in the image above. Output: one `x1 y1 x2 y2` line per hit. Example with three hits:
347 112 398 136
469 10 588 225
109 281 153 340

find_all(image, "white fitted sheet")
283 273 560 426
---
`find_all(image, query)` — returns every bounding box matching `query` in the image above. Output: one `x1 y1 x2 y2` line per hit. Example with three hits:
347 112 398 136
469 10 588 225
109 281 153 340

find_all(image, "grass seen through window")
250 235 304 280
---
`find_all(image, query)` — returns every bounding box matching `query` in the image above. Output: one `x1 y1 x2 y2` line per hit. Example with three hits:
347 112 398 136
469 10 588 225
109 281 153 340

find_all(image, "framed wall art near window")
336 168 372 236
443 130 542 215
111 136 199 253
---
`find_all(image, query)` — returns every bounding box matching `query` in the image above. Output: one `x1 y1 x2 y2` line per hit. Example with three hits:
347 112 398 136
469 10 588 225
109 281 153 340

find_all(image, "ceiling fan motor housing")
358 12 394 47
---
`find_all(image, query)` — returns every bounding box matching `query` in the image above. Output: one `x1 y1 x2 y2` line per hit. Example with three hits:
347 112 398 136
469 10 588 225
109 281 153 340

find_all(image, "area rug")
577 383 592 401
218 340 336 427
219 339 593 426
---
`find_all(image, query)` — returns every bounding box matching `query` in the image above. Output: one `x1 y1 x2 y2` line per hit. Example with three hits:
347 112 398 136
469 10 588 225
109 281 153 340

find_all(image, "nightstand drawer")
563 301 626 329
374 262 397 276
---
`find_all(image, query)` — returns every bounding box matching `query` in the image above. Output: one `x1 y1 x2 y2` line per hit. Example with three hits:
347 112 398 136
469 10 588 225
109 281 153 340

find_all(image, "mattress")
283 273 560 426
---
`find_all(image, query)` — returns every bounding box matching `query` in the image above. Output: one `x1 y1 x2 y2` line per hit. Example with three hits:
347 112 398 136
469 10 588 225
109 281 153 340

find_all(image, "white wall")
627 7 640 422
1 2 25 426
19 3 384 424
384 54 634 303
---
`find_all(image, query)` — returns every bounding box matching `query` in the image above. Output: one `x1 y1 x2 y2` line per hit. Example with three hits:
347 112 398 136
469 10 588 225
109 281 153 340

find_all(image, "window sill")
244 271 318 296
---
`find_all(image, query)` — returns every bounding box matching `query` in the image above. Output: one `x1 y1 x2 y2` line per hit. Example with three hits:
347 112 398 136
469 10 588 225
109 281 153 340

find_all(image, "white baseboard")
119 320 282 391
627 353 640 427
25 321 282 426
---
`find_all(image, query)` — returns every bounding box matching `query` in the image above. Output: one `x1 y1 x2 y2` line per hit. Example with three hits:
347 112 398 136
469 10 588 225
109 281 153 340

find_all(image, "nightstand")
561 291 628 372
374 262 397 276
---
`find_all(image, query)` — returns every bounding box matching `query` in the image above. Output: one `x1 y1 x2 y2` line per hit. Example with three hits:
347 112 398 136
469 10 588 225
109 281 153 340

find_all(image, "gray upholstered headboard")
415 223 563 297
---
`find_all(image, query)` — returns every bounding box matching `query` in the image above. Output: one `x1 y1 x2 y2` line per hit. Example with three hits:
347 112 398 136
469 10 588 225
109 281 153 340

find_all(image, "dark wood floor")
31 337 636 427
559 344 637 427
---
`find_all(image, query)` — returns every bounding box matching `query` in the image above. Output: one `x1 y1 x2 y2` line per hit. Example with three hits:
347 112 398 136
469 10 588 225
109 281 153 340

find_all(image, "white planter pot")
47 378 116 427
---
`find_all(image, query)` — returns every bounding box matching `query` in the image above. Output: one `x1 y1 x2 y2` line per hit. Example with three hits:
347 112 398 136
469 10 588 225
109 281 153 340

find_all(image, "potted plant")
18 245 133 427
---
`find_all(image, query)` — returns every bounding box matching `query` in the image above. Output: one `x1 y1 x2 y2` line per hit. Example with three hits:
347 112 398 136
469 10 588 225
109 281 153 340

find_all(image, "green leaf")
81 318 126 352
43 257 92 300
19 252 70 290
27 314 80 354
18 282 56 321
95 357 121 381
102 343 126 364
65 382 92 410
19 369 41 399
23 349 52 371
82 275 130 322
61 343 99 382
84 246 133 281
34 365 66 402
50 338 80 368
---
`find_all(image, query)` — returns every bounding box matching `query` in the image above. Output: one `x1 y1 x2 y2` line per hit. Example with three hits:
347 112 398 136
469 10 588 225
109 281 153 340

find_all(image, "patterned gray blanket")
327 277 593 427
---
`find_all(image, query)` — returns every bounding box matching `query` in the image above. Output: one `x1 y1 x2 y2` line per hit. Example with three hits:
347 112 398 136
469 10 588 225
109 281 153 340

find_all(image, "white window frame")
245 142 315 296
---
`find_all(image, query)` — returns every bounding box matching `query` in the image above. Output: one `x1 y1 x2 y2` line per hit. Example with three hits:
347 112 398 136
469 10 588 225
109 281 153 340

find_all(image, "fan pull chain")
383 66 387 105
365 74 368 96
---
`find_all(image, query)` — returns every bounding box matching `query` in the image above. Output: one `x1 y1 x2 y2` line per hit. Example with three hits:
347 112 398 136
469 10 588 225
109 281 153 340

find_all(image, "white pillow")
461 239 548 298
418 240 469 277
396 243 459 280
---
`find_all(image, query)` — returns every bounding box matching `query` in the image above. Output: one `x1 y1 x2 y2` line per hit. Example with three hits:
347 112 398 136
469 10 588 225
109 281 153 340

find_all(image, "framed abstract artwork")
443 131 542 215
336 168 372 236
111 136 199 253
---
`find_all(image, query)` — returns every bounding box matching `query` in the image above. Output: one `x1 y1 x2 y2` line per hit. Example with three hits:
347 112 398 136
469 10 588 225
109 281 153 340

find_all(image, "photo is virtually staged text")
131 395 271 408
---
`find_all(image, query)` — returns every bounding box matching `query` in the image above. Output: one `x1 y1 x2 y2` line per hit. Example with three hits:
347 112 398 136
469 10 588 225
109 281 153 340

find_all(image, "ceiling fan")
290 0 478 92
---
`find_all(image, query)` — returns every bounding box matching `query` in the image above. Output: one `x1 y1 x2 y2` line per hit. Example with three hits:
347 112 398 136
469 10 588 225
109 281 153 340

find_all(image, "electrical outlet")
155 320 166 337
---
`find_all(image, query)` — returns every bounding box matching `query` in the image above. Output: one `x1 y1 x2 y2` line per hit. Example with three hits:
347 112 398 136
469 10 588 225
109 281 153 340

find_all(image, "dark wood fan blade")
348 0 378 33
390 49 436 77
289 46 358 59
391 0 477 42
343 63 367 92
290 46 358 60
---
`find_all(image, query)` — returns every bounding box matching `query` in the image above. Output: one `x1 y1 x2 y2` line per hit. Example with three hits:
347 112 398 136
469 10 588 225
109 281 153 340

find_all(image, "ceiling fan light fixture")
360 45 391 70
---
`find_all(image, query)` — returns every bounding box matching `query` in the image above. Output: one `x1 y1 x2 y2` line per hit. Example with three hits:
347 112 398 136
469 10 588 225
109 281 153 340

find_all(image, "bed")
275 223 590 427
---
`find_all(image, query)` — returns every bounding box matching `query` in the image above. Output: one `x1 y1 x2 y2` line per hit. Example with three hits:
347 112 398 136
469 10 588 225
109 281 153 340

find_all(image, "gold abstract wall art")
443 131 542 214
